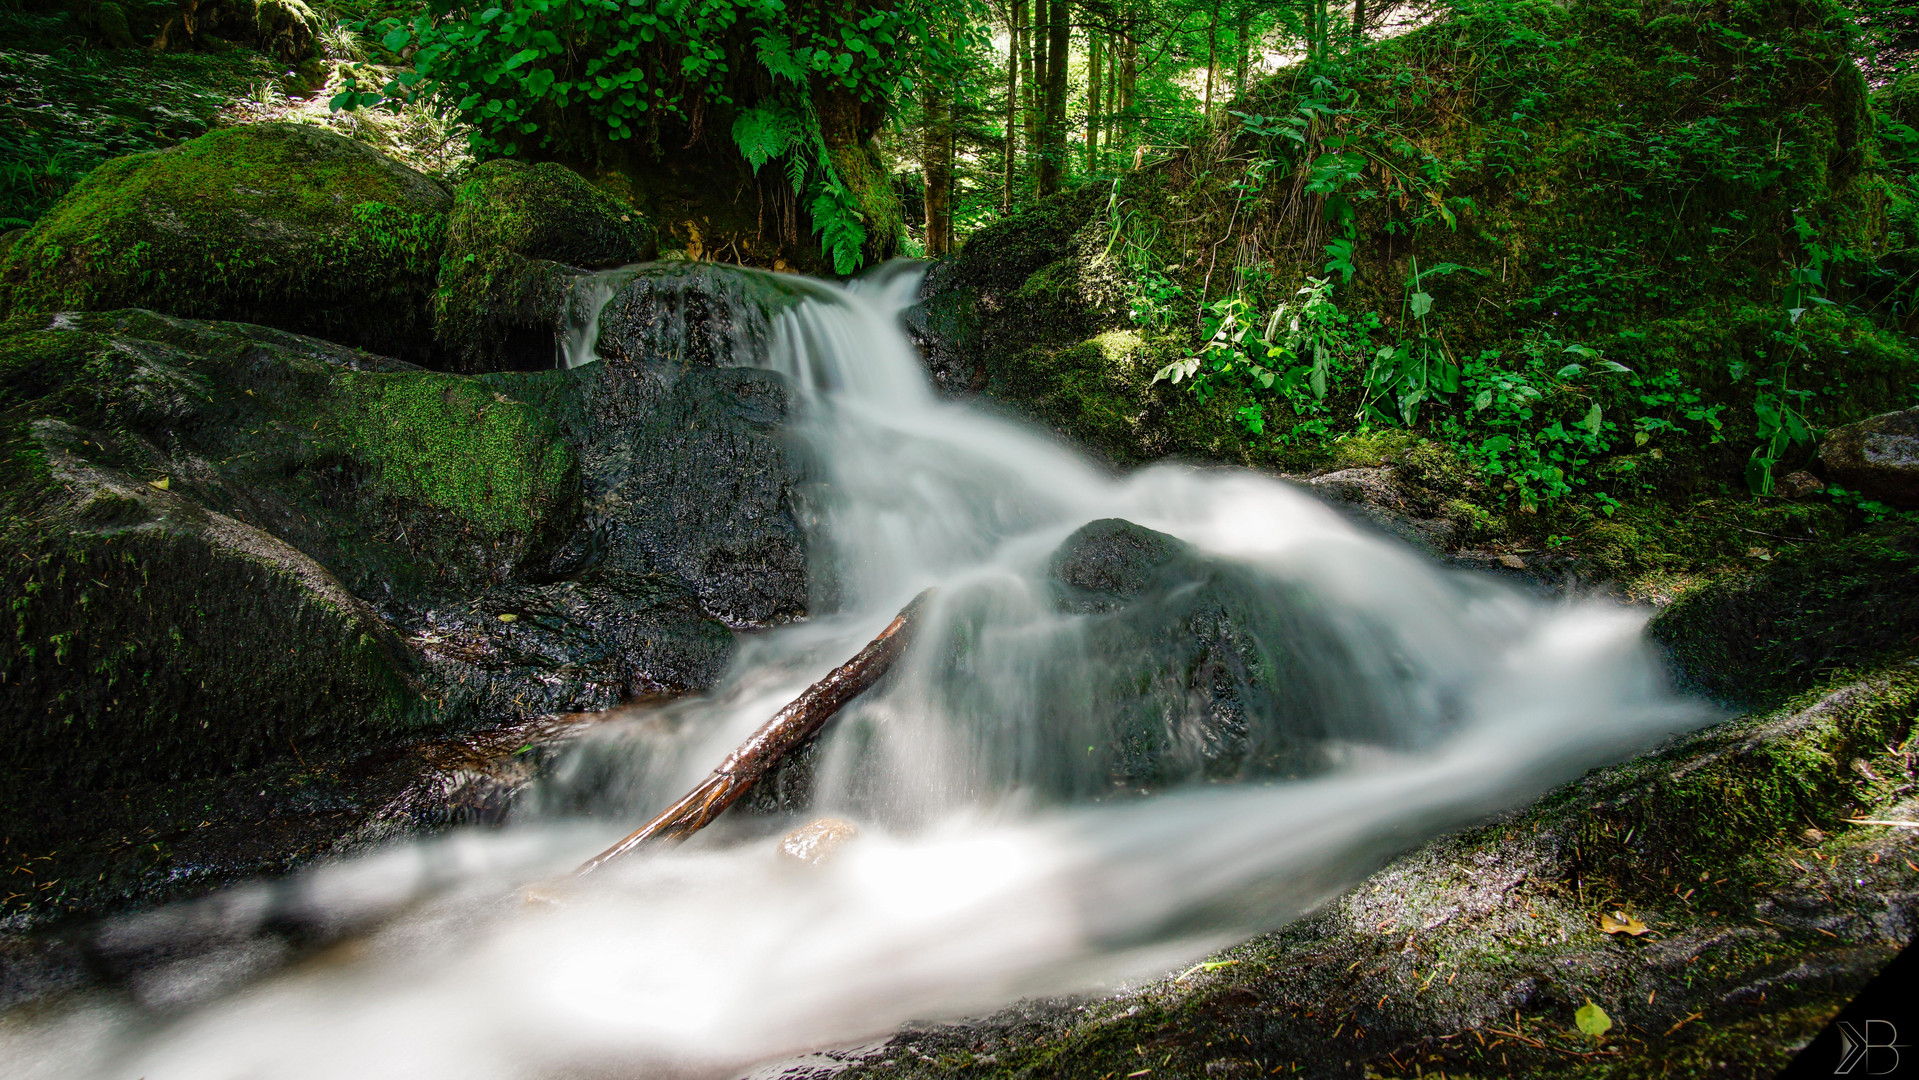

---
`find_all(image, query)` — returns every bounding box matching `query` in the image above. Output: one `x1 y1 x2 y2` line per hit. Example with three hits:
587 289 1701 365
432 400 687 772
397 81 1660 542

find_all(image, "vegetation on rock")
0 123 453 362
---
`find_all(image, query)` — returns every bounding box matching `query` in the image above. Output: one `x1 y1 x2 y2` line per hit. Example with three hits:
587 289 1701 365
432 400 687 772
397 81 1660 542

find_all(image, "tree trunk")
1104 35 1119 153
1022 0 1039 162
1086 31 1101 172
1038 0 1069 195
1203 0 1220 120
575 591 936 872
1354 0 1368 40
923 90 953 256
1235 2 1251 102
1003 0 1021 213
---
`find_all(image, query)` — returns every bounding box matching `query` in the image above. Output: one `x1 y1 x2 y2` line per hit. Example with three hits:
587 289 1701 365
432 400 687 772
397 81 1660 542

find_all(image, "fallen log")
575 589 935 874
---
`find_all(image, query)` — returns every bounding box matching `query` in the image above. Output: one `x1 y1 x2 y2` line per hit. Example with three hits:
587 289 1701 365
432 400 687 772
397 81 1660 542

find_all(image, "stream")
0 263 1715 1079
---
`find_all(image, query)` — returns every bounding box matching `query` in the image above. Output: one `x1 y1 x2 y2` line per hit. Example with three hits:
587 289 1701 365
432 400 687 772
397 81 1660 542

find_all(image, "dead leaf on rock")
1599 910 1651 936
147 477 170 491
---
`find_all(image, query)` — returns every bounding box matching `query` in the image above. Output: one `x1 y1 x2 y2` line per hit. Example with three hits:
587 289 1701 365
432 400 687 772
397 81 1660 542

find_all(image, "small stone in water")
1498 554 1526 569
780 817 860 866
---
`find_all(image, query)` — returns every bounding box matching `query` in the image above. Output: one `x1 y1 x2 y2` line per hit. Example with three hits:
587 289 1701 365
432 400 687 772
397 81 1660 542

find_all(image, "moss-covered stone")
0 123 451 362
434 159 659 373
187 0 323 64
1649 526 1919 706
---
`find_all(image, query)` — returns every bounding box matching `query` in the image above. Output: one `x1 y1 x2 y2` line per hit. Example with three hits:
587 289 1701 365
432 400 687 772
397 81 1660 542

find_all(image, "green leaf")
1579 403 1602 435
382 28 410 52
1409 291 1433 318
1575 1001 1612 1038
731 101 801 174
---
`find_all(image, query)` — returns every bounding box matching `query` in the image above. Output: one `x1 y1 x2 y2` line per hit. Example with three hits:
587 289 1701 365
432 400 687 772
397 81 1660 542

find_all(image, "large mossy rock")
0 308 584 794
0 303 809 919
1649 526 1919 706
0 124 451 363
434 159 659 374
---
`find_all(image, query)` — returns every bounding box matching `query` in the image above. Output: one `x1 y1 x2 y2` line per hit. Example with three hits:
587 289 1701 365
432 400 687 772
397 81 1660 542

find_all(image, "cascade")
0 264 1712 1080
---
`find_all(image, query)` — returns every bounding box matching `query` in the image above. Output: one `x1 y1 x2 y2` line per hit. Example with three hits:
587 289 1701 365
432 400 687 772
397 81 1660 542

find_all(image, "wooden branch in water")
575 589 935 874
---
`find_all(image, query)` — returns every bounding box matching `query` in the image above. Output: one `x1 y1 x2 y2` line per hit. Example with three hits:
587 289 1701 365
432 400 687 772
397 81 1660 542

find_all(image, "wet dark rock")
522 352 813 628
1819 407 1919 508
1307 466 1459 554
593 262 811 371
434 160 659 374
0 296 817 923
413 574 735 716
1021 518 1413 793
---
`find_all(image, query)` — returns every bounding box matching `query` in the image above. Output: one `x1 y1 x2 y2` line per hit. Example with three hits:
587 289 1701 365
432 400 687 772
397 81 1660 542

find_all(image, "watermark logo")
1836 1020 1904 1075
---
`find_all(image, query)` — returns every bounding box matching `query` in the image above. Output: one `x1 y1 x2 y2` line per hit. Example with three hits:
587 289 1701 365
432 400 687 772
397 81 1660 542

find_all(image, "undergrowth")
1110 0 1919 520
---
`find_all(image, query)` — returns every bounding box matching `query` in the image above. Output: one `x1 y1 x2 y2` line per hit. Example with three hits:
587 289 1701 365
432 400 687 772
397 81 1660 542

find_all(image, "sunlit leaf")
1575 1001 1613 1038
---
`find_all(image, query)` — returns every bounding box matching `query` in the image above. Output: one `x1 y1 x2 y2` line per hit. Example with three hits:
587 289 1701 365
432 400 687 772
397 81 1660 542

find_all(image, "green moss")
826 142 905 270
326 371 576 536
0 123 450 361
433 159 657 373
1649 526 1919 703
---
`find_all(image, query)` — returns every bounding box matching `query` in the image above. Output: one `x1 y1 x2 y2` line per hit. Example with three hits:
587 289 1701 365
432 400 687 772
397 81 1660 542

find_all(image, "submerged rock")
434 160 659 374
0 124 452 363
1819 407 1919 508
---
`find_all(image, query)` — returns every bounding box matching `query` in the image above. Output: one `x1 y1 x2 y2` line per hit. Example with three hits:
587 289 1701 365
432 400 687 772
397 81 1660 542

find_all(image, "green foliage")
0 43 277 228
334 0 980 273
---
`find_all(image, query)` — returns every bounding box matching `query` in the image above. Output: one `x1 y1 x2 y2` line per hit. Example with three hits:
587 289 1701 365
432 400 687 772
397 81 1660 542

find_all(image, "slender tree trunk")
1021 0 1038 153
1086 31 1101 172
1038 0 1069 196
923 91 952 256
1003 0 1021 213
1202 0 1219 119
1235 2 1251 102
1104 35 1119 152
1354 0 1368 40
1120 31 1135 150
944 124 957 253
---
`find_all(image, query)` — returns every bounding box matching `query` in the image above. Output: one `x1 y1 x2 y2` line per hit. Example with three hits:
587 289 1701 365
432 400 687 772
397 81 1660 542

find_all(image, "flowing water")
1 263 1715 1079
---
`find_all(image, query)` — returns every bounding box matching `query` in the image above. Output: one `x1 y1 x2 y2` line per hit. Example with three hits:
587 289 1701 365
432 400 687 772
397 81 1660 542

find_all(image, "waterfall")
0 263 1713 1080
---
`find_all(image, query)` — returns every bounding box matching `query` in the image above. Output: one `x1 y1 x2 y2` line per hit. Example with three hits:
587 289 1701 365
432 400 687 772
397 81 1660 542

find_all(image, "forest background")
4 0 1919 592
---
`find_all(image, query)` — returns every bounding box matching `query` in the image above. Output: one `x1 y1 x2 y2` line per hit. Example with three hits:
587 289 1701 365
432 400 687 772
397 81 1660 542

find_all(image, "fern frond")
753 31 807 86
811 185 867 276
731 101 801 175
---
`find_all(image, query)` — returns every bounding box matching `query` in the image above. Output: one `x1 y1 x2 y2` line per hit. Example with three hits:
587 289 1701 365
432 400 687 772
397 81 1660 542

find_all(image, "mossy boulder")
0 123 451 363
1649 526 1919 706
1819 407 1919 507
434 159 659 374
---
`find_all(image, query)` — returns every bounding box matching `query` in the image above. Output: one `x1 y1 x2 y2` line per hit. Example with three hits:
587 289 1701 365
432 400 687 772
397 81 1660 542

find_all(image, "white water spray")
0 263 1713 1080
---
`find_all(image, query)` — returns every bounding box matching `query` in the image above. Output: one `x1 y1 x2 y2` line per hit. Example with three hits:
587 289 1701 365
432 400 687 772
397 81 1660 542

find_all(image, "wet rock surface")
952 518 1415 795
787 663 1919 1080
0 276 815 925
1819 407 1919 508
